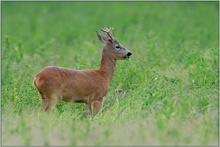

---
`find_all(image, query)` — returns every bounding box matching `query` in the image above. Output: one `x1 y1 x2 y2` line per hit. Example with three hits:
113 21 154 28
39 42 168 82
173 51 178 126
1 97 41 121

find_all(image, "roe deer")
33 27 132 115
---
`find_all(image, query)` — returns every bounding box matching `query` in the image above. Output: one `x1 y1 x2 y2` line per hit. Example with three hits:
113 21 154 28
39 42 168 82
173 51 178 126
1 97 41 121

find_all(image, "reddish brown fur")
33 27 131 115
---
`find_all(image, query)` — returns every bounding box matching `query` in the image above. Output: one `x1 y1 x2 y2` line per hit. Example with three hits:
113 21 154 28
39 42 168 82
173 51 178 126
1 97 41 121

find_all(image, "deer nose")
127 52 132 56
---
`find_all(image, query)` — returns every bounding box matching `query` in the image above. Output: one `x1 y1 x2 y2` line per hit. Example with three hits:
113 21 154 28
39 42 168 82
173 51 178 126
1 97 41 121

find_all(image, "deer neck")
98 48 116 83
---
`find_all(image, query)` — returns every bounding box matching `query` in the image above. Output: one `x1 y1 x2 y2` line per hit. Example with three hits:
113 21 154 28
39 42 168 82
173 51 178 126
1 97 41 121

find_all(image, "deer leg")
43 98 51 111
57 95 63 104
41 94 57 112
44 97 58 111
85 103 92 115
39 92 48 111
41 97 48 111
91 100 103 115
82 103 92 118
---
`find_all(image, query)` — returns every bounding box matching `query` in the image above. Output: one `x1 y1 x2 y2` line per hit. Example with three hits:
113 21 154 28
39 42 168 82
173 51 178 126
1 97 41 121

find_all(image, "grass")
2 1 219 146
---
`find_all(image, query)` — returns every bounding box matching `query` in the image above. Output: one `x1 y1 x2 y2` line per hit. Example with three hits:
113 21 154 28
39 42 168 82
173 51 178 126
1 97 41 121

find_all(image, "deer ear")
96 31 106 43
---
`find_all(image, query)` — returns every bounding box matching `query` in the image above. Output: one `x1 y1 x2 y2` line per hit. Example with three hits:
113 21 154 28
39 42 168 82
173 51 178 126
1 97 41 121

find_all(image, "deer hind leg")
38 92 47 111
40 93 57 112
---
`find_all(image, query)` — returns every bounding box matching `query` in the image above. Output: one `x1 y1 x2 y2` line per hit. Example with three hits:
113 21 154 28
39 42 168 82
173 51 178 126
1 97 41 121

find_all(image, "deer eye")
116 46 120 49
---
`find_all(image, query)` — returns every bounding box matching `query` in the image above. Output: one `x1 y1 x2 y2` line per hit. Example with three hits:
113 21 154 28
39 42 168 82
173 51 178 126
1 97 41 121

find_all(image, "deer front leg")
91 100 103 115
85 103 92 115
84 99 103 119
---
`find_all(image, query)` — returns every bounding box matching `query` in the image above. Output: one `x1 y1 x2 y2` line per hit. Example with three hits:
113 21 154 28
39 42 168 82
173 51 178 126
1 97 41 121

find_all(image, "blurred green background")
2 2 218 146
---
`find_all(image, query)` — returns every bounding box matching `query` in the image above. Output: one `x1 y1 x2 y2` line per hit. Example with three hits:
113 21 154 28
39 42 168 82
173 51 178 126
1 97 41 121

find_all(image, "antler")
101 27 114 40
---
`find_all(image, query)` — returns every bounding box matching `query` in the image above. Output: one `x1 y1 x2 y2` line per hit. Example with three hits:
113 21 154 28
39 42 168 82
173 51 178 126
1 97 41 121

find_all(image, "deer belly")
62 96 87 103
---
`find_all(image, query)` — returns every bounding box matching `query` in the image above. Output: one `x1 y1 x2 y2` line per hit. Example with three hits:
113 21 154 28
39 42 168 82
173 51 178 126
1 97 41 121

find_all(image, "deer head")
96 27 132 60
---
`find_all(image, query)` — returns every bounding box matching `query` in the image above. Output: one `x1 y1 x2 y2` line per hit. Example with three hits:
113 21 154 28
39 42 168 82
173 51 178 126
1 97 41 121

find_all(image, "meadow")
2 2 219 146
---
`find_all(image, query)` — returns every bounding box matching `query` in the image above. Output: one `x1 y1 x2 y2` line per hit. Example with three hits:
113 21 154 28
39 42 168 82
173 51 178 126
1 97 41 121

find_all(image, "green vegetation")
2 2 218 146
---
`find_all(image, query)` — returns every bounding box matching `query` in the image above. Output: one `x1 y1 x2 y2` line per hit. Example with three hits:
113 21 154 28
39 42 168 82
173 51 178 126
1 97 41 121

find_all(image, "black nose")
127 52 132 56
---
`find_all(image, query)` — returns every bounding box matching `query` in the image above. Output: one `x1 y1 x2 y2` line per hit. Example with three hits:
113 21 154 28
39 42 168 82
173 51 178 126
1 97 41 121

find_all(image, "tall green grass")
2 2 218 146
